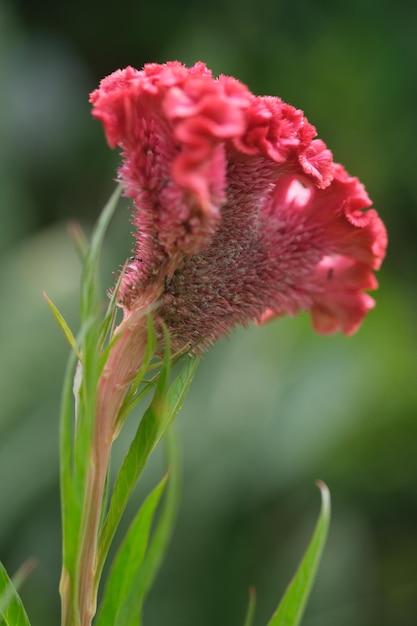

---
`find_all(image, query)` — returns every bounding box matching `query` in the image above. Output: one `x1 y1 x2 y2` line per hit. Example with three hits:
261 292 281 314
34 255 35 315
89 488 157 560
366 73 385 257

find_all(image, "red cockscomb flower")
90 61 387 353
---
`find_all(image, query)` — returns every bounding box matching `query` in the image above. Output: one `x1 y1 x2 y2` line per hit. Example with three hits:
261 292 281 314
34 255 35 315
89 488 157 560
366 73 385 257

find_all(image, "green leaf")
74 184 123 516
243 587 256 626
59 347 80 579
97 256 127 355
80 184 122 326
0 562 31 626
95 335 172 585
58 186 122 621
96 354 199 590
165 355 199 427
77 185 123 479
267 482 331 626
95 474 168 626
43 292 81 360
131 427 181 626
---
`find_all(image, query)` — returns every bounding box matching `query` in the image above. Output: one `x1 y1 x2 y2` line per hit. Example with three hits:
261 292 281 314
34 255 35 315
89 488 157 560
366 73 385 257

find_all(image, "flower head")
90 61 387 352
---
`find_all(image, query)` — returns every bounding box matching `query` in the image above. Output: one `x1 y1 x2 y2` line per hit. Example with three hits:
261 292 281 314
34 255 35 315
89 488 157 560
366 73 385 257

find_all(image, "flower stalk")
61 309 155 625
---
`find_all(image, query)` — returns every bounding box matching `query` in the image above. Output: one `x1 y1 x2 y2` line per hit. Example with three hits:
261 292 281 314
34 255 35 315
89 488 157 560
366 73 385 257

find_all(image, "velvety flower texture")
90 61 387 352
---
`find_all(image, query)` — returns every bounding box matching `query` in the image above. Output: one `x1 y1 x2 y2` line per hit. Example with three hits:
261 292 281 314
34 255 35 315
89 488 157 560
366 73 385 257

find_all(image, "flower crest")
90 61 387 351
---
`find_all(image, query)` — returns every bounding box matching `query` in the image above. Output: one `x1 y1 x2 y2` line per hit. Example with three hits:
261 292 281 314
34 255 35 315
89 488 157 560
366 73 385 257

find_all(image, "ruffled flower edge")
90 62 387 342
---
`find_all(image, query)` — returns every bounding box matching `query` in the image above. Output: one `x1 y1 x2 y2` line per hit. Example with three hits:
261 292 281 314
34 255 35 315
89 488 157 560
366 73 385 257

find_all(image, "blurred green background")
1 0 416 624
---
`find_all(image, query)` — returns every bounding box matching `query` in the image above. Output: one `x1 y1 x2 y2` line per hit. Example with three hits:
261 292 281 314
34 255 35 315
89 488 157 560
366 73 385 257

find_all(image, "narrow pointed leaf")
267 482 331 626
78 182 122 419
81 184 122 324
78 185 123 465
95 474 168 626
98 258 127 353
0 562 31 626
59 187 122 621
43 293 81 360
88 185 122 268
59 348 81 577
96 353 198 590
128 427 181 626
95 335 172 585
73 185 123 549
165 355 199 428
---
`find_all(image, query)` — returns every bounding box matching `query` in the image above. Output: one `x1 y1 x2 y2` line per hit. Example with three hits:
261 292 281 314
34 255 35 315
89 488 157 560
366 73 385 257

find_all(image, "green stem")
77 436 111 625
74 313 150 626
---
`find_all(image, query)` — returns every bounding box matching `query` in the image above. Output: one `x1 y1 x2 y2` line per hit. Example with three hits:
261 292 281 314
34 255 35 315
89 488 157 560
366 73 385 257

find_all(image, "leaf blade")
267 482 331 626
58 185 123 623
130 427 181 626
95 475 168 626
80 184 122 325
95 335 172 587
96 354 199 591
0 562 31 626
43 293 81 360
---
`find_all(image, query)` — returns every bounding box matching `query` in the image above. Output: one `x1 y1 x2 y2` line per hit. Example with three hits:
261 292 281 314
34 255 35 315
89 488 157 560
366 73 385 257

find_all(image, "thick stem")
77 437 111 625
74 311 150 626
59 567 74 626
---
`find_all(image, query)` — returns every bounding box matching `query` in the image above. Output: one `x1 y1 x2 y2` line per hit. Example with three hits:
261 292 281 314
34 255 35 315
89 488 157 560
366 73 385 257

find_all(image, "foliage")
1 188 331 626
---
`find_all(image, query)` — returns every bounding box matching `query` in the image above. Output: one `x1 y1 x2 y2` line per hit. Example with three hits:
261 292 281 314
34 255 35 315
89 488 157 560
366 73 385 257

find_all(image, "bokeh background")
1 0 416 624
